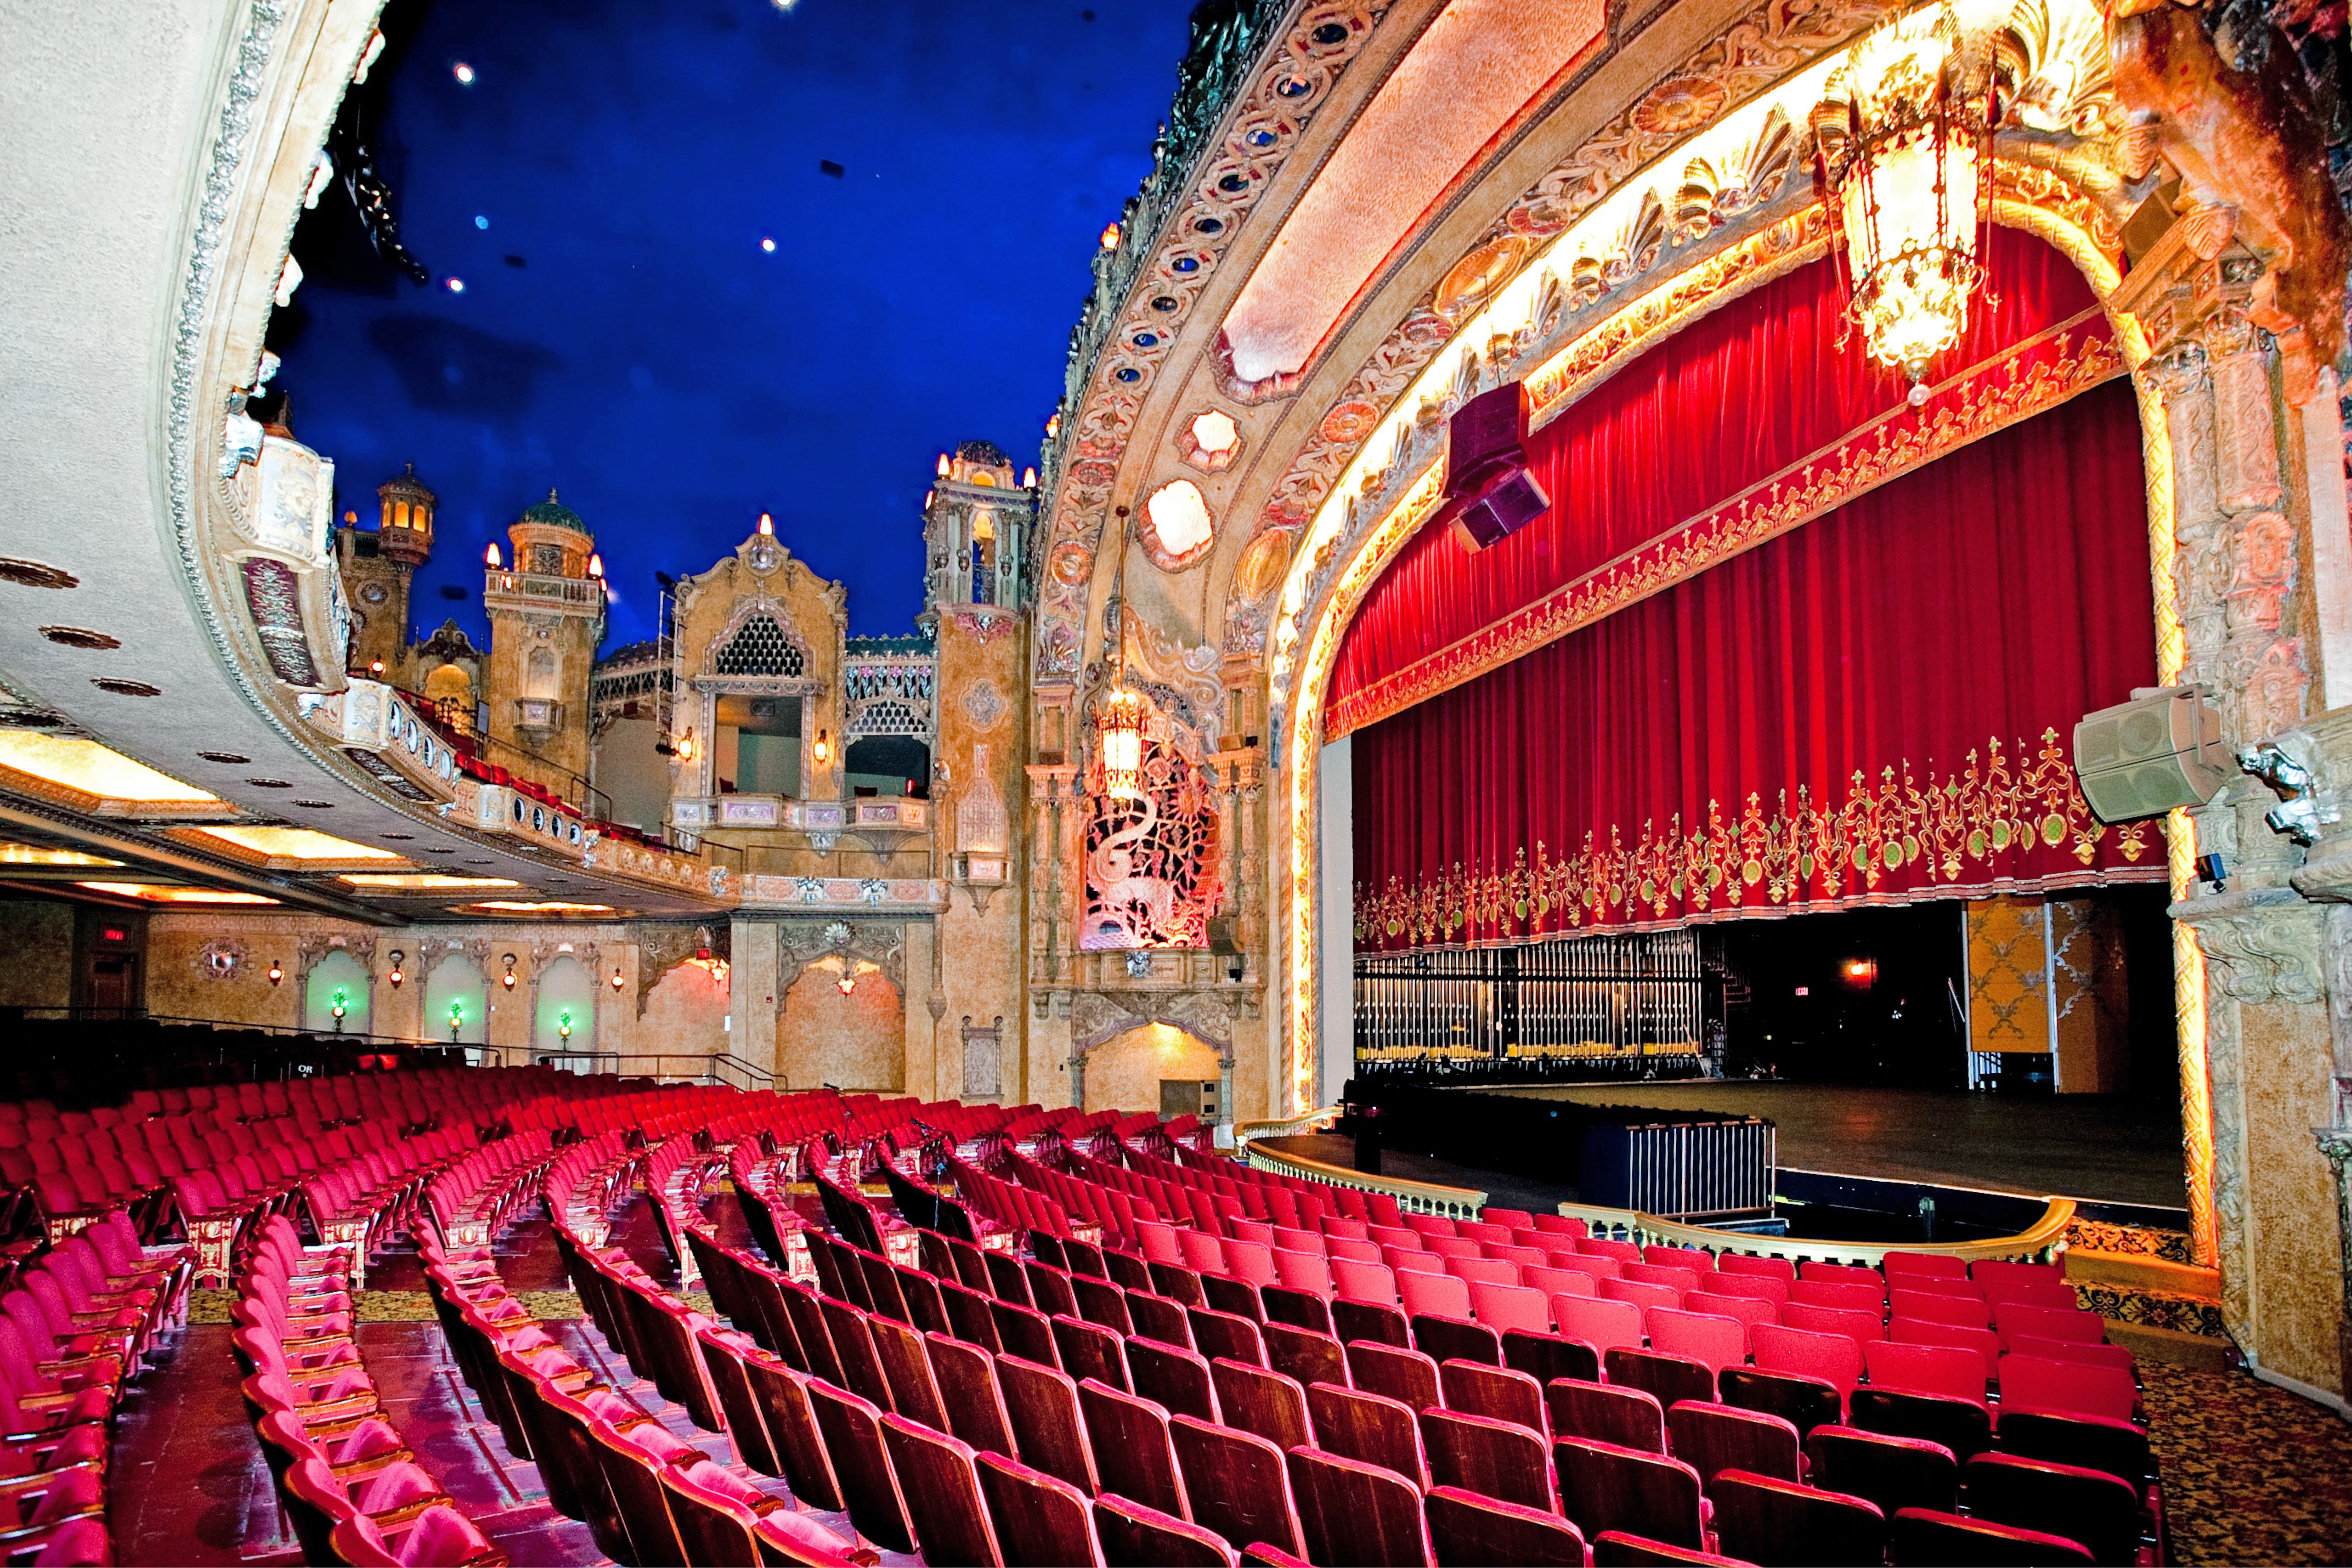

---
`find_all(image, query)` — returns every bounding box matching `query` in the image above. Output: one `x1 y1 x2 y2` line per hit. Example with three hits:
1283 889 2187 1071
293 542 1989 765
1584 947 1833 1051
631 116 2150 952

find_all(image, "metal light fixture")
369 659 384 677
1813 0 1995 402
448 999 464 1042
557 1009 573 1041
610 965 624 991
387 950 404 988
331 988 348 1032
588 552 604 579
675 730 696 764
813 729 832 768
267 959 283 986
501 953 518 990
484 542 502 568
836 972 856 996
1093 507 1148 802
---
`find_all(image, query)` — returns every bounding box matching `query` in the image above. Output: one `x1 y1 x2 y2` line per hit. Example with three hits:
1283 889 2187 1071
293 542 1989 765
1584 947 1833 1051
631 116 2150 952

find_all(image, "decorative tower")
482 488 606 786
921 441 1036 1101
336 463 435 676
921 440 1036 613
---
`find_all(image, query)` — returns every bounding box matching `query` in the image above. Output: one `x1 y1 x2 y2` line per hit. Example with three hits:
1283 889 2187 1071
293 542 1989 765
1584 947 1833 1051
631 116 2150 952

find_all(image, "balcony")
483 570 606 614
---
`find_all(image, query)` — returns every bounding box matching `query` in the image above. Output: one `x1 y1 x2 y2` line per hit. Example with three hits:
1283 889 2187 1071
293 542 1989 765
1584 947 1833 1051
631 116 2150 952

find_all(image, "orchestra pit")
4 0 2352 1562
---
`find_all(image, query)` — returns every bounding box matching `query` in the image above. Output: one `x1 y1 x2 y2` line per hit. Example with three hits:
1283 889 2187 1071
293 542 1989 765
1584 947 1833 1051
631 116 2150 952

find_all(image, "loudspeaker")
1449 466 1552 551
1442 380 1551 552
1448 381 1532 489
2073 686 2230 822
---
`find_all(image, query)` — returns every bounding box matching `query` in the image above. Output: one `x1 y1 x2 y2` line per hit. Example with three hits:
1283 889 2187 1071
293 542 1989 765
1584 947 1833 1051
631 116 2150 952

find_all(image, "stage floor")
1290 1081 2188 1210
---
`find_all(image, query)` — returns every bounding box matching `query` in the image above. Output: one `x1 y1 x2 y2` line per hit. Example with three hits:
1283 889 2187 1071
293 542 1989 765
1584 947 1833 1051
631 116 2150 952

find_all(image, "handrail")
1556 1195 2081 1266
1235 1106 1490 1220
524 1049 776 1091
4 1008 428 1048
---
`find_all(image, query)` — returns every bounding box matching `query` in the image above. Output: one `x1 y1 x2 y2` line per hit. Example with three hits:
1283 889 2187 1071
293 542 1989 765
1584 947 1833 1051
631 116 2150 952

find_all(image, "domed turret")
507 487 595 580
375 463 435 566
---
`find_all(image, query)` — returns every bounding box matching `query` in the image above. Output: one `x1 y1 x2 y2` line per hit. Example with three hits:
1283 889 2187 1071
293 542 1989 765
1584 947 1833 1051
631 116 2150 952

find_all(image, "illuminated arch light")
1140 479 1216 570
1179 409 1243 473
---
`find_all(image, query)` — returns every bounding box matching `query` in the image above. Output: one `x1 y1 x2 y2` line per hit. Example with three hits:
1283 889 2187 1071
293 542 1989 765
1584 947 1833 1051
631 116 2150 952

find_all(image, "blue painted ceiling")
270 0 1196 648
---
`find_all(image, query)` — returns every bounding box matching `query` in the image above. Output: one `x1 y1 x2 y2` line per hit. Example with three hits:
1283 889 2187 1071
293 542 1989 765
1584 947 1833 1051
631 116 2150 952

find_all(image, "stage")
1269 1080 2189 1213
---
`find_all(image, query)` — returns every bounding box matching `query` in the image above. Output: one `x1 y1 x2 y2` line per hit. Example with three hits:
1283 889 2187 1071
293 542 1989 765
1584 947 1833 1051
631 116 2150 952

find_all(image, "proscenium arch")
1266 186 2207 1249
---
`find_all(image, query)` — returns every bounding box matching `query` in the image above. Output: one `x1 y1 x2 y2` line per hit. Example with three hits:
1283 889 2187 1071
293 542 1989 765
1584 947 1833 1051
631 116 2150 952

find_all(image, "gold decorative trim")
1357 730 2162 950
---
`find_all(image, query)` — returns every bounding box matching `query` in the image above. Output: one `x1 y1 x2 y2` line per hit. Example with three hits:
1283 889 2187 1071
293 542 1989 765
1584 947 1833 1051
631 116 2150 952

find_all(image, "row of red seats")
537 1123 877 1564
0 1210 192 1566
687 1146 2126 1568
235 1211 509 1567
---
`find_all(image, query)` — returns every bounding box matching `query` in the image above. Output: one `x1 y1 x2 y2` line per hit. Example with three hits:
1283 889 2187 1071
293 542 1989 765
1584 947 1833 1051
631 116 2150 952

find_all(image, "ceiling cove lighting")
1813 0 1996 401
0 734 221 804
187 826 405 862
75 882 278 905
466 900 616 914
0 843 121 867
340 874 520 890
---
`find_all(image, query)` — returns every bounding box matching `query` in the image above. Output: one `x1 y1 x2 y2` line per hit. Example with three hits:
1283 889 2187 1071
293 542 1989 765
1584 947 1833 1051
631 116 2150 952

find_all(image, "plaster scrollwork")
633 923 727 1014
2316 1128 2352 1346
2179 888 2328 1005
1069 988 1237 1060
297 933 374 976
779 919 904 997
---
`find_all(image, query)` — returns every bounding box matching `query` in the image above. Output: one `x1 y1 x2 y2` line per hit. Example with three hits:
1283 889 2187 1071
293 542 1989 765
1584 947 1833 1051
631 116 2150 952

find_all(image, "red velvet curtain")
1329 230 2114 735
1350 378 2162 950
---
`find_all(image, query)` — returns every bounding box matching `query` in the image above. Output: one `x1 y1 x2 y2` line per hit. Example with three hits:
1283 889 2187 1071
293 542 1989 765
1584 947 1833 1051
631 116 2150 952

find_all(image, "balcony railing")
484 570 606 611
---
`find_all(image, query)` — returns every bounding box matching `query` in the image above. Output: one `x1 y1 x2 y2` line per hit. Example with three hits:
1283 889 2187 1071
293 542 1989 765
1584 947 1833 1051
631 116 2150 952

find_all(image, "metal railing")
1233 1107 1491 1219
524 1049 775 1090
1558 1195 2080 1268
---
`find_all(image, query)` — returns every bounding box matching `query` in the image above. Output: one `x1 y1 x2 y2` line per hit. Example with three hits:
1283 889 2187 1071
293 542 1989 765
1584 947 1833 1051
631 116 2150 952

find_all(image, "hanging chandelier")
1814 2 1997 402
1096 685 1148 802
1094 504 1148 803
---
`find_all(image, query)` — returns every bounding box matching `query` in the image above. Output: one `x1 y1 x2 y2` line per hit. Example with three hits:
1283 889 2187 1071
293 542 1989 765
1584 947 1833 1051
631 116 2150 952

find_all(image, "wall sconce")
557 1009 573 1041
387 950 404 988
501 954 518 990
484 542 502 568
330 988 348 1032
267 959 283 986
610 965 624 991
835 973 856 996
369 659 384 677
813 730 832 768
447 1000 464 1042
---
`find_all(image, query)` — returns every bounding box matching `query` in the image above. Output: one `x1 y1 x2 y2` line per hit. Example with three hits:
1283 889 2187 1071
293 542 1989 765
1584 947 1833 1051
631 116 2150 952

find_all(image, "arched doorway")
302 950 370 1036
533 956 596 1055
1085 1023 1224 1116
778 961 903 1092
424 954 486 1045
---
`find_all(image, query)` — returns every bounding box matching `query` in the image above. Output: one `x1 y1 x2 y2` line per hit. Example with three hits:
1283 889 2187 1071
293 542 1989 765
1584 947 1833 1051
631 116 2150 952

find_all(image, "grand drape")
1350 377 2161 950
1327 228 2125 739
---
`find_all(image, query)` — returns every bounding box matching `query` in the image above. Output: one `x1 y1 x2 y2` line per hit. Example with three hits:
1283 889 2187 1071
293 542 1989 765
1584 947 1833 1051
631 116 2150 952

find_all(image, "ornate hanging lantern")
1814 2 1997 403
1095 685 1148 801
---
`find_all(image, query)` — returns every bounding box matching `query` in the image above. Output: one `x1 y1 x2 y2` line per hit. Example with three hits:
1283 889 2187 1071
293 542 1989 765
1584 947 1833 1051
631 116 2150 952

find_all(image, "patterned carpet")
2145 1361 2352 1565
